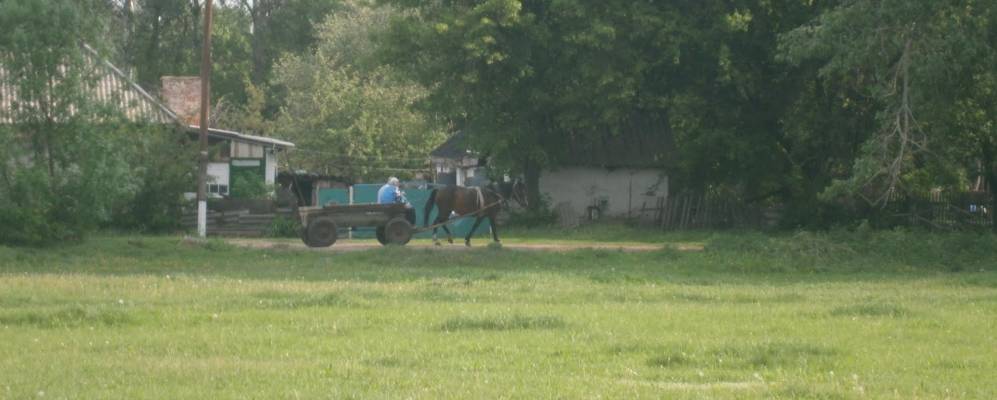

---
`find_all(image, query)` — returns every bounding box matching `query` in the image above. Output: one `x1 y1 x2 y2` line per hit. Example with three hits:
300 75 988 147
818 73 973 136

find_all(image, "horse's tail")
423 188 438 227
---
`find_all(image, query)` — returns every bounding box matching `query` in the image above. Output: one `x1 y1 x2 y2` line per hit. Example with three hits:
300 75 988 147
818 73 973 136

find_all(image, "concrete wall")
539 167 667 222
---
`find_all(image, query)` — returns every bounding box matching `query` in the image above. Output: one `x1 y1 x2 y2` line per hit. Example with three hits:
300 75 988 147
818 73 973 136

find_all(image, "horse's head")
483 183 506 204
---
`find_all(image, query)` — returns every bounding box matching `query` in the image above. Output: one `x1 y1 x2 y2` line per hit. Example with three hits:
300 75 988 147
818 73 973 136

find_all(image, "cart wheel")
375 226 388 245
305 217 338 247
383 217 413 246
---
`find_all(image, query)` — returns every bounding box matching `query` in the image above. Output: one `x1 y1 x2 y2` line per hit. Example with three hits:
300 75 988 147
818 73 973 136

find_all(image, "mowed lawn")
1 230 996 399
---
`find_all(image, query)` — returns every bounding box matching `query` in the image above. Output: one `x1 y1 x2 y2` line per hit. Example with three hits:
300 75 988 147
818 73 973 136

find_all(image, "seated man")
377 177 406 205
377 177 415 224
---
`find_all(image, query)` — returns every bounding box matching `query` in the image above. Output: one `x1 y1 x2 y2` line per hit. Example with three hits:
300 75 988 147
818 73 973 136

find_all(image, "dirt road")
226 238 702 253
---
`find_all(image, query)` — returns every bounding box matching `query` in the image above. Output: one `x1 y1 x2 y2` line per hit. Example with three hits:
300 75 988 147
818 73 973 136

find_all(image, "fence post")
348 185 354 239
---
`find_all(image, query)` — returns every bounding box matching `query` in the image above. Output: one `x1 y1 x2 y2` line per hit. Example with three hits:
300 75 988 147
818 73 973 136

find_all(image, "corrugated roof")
0 45 176 124
188 125 296 148
1 45 294 149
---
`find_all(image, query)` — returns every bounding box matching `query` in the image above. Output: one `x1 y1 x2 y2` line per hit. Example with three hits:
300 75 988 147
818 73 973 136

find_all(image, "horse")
423 185 502 246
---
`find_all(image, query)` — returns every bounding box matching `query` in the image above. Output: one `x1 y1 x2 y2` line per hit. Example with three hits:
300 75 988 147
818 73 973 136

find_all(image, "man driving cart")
377 177 416 225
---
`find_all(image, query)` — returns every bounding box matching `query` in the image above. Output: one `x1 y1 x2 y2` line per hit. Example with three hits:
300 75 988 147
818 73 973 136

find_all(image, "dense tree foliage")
378 0 995 226
2 0 995 239
0 0 193 244
272 1 444 180
781 0 997 227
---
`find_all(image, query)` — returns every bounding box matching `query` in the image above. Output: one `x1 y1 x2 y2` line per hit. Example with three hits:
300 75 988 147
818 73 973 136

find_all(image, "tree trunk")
523 158 541 211
250 10 267 85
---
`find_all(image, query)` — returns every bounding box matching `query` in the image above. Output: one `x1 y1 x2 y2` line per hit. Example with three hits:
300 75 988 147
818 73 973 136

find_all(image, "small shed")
429 131 488 186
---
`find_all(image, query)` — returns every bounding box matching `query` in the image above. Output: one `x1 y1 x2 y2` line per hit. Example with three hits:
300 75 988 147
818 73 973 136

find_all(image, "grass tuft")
439 315 566 331
0 305 134 328
644 342 836 370
829 303 911 318
251 290 359 308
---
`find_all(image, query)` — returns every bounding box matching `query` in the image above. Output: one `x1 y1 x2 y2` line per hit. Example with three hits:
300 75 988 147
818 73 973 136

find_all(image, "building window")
208 184 229 196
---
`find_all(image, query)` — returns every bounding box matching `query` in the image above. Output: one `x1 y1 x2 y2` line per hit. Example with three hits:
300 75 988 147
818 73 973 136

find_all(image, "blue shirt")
377 184 400 204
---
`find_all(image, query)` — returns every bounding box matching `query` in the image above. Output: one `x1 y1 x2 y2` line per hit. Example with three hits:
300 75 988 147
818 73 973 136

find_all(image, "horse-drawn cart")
298 203 416 248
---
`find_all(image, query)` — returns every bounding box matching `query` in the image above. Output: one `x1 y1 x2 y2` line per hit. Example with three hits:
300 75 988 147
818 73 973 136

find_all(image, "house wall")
231 141 265 158
539 167 667 221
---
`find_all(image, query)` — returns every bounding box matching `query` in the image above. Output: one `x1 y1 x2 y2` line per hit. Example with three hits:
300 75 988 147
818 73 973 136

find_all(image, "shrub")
230 174 271 200
266 216 301 238
108 126 196 233
506 195 558 227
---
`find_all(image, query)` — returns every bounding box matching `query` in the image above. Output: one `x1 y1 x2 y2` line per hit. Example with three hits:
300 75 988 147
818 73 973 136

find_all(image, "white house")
429 118 671 223
159 76 294 198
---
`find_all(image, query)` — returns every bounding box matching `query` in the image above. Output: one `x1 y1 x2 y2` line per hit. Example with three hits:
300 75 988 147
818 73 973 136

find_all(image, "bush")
109 126 195 233
266 216 301 238
0 123 137 246
230 174 271 200
506 195 558 227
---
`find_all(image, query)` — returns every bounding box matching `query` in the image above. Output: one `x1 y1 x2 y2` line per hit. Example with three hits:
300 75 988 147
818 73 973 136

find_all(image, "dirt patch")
225 238 700 253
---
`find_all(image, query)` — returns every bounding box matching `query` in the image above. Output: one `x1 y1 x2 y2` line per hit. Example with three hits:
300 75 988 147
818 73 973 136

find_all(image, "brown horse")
423 185 502 246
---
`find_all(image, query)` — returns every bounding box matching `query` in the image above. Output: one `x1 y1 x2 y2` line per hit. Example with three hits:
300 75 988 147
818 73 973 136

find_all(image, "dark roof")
558 114 673 169
430 130 473 159
431 113 672 169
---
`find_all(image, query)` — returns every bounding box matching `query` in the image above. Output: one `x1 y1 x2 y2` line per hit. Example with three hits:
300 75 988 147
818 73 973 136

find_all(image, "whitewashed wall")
207 162 230 186
539 167 667 221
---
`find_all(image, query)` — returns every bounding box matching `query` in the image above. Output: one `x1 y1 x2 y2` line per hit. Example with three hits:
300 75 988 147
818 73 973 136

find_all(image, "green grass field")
1 229 996 399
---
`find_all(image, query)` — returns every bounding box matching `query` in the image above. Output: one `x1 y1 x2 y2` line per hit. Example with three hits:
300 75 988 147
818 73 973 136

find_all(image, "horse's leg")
431 215 447 246
488 214 500 243
442 224 454 244
465 216 485 247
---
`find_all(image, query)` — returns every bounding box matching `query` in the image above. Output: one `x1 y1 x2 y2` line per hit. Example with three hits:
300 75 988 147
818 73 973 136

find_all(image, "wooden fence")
880 191 993 230
637 193 771 230
181 208 296 237
637 190 994 231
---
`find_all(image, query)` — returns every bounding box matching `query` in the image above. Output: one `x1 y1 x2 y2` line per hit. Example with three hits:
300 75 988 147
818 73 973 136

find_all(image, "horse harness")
473 186 485 210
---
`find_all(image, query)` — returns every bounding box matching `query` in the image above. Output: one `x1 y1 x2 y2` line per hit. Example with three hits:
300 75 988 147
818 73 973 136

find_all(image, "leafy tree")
379 0 828 211
272 1 444 181
780 0 997 228
0 0 135 244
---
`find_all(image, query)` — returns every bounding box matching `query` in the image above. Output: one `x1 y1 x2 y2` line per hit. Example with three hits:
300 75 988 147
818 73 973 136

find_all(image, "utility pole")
197 0 214 238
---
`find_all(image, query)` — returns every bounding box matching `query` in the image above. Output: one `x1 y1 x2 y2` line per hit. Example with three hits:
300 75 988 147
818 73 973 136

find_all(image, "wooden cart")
298 203 416 248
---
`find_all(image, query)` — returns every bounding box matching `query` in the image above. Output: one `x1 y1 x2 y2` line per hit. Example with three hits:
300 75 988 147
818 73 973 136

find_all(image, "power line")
289 148 432 163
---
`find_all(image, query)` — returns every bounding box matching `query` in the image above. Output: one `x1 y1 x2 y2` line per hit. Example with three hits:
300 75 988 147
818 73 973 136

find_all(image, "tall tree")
380 0 834 211
0 0 136 243
780 0 997 228
236 0 341 86
272 1 444 181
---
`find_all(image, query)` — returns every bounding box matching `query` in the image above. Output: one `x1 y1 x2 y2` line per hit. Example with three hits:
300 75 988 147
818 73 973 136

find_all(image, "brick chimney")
160 76 203 126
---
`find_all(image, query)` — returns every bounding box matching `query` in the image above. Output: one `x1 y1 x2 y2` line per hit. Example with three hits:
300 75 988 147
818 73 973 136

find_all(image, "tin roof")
0 45 176 125
1 45 293 149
